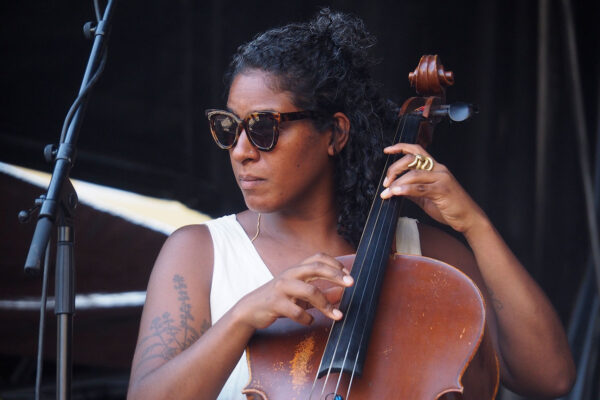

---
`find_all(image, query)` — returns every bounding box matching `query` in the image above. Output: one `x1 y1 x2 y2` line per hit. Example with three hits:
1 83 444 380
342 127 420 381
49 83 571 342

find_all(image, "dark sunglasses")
205 109 324 151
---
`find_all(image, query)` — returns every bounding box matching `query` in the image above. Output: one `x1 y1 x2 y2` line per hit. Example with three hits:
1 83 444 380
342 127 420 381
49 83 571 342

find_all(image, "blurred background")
0 0 598 399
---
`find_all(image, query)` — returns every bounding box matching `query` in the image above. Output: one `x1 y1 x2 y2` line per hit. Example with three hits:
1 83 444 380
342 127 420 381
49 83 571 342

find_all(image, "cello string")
310 110 417 399
331 199 401 398
345 347 361 400
344 179 401 397
342 115 420 393
310 120 405 399
333 112 410 362
315 113 411 399
310 127 404 400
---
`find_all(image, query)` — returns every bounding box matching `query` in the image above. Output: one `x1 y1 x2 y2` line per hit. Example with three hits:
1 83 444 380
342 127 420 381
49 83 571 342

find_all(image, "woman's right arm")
127 224 254 400
127 225 353 400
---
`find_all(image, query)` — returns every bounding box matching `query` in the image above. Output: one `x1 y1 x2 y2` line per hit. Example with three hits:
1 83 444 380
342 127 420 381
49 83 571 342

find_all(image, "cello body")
243 254 499 400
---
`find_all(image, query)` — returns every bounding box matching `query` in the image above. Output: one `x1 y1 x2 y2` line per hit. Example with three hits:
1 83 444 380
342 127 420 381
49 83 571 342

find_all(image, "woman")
127 9 575 400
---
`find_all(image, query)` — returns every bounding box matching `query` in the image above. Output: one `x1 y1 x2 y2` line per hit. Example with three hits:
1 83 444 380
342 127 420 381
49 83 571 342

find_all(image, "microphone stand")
22 1 116 399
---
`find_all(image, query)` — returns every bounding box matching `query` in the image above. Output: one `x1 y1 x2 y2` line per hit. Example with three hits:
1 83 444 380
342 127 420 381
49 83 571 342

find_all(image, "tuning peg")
431 102 477 122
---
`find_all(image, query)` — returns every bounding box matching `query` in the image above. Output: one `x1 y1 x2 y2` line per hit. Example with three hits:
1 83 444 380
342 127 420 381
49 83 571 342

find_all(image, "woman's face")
226 70 335 214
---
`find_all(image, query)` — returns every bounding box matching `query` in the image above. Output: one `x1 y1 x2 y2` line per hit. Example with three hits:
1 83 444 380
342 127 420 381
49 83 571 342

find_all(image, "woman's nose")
230 128 259 162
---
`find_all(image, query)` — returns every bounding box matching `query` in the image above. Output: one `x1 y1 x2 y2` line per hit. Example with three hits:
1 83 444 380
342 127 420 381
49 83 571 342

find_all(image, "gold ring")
407 154 434 171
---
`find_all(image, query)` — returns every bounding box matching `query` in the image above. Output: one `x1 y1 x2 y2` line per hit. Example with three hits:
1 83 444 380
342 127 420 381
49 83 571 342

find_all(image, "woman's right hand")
234 253 354 330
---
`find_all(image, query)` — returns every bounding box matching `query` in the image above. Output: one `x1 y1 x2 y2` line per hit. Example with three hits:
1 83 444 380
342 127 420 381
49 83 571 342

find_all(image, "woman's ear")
328 112 350 156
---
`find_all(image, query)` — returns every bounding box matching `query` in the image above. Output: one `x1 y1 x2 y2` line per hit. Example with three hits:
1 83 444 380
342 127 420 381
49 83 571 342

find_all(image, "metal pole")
55 224 75 400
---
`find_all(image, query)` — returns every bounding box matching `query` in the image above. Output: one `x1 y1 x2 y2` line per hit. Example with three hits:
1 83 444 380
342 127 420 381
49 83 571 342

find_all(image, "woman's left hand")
380 143 485 234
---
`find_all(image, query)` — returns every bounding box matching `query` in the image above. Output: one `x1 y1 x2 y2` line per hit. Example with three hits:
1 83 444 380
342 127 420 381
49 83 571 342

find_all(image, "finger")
301 252 346 271
278 301 315 326
322 286 344 304
381 182 441 200
382 150 438 188
381 171 441 199
383 143 431 157
275 279 343 320
285 261 353 288
393 168 443 186
382 153 423 187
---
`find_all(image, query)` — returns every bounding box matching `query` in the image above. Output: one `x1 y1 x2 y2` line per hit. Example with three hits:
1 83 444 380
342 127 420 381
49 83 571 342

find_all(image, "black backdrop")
1 0 599 396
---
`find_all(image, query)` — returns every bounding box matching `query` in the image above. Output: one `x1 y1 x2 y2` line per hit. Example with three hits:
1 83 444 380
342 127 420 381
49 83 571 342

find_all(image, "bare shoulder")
154 224 213 272
147 224 214 295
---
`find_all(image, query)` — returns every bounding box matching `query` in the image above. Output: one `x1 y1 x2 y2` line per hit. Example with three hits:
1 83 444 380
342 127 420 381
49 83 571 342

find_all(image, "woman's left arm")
381 143 576 398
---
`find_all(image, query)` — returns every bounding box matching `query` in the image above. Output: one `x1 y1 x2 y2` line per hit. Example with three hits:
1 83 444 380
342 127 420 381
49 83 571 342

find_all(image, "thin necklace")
250 213 261 243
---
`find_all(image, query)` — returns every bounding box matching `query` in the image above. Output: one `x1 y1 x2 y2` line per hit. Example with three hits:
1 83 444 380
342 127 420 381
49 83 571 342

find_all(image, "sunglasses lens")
210 114 238 147
248 114 276 150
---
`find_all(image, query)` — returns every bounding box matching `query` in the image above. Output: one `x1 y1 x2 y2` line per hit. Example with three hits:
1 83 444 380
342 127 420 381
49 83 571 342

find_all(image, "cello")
243 55 499 400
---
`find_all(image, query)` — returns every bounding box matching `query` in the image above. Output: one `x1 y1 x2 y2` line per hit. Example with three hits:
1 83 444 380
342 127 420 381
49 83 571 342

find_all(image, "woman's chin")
243 196 275 214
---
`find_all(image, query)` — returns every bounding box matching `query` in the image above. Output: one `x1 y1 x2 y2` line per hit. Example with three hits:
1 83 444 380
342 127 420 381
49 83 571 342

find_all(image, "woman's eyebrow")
225 107 278 117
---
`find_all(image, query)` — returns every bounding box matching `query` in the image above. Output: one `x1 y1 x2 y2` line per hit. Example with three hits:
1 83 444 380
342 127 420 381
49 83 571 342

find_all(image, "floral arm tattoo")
135 274 209 368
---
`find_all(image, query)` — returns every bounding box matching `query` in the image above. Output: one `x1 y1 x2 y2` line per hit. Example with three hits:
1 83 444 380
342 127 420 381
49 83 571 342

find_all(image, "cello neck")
317 113 423 378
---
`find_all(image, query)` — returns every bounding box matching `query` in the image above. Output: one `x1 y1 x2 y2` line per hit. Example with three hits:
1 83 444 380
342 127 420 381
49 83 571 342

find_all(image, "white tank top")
205 214 421 399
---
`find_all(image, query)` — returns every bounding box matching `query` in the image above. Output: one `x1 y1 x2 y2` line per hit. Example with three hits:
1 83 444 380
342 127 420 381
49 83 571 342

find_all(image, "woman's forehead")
227 70 296 115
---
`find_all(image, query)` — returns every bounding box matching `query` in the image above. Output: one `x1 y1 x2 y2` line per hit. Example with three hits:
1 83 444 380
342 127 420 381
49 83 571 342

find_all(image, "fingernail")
342 268 350 274
380 188 390 198
343 275 354 285
332 309 343 319
383 177 389 187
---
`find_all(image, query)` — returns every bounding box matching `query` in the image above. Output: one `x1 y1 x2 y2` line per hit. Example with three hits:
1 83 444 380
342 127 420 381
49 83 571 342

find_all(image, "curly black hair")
226 8 396 247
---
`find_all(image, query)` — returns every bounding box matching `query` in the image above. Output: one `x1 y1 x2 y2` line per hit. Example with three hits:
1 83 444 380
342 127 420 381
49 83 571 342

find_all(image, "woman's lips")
238 175 265 190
